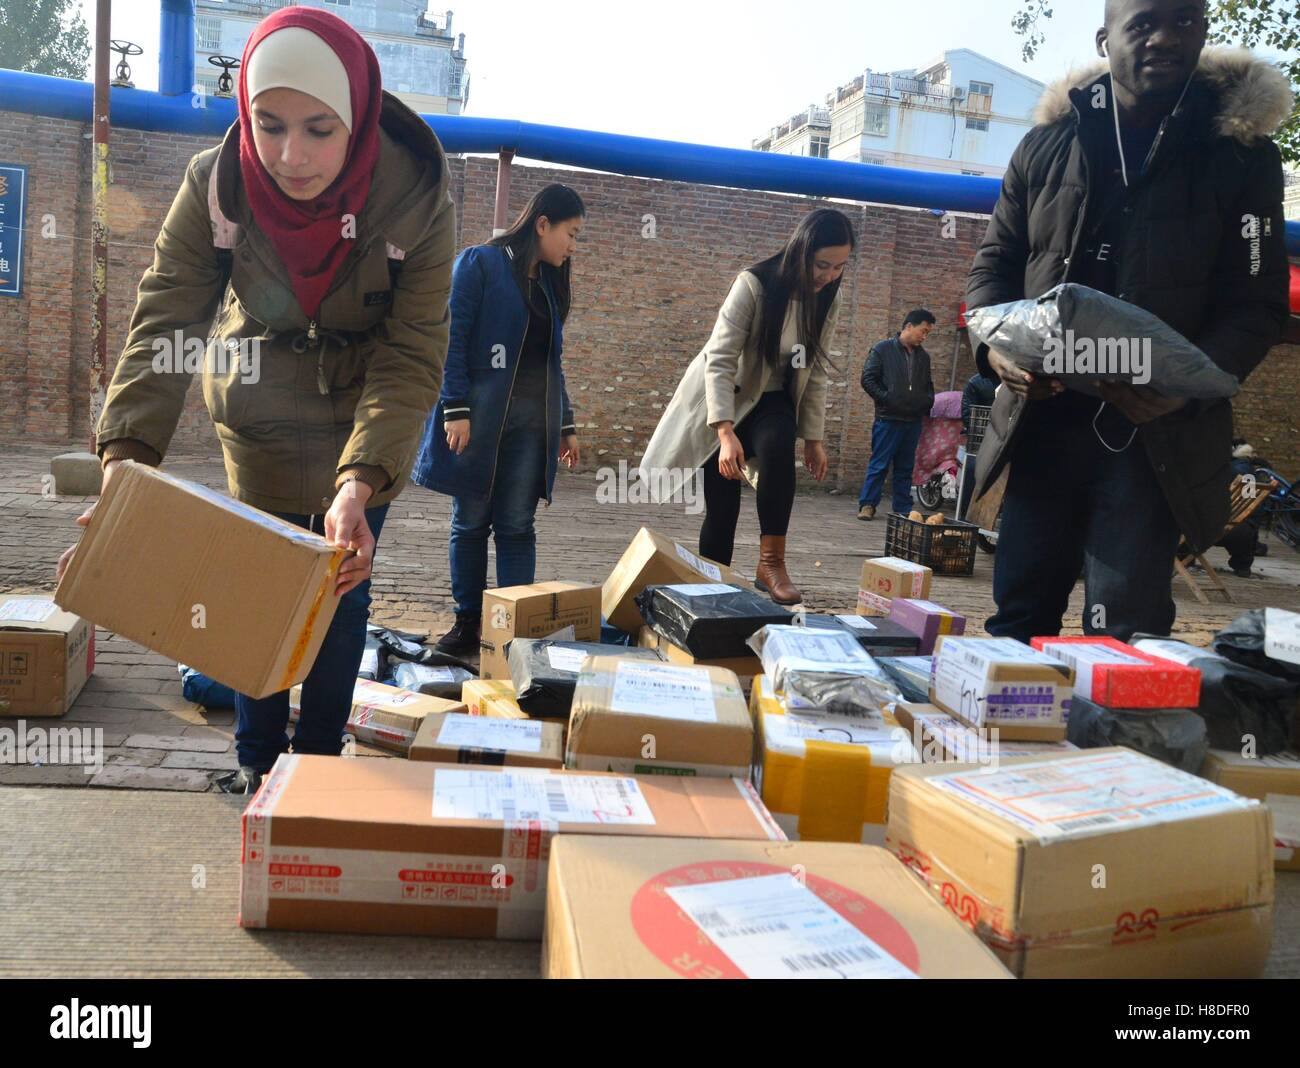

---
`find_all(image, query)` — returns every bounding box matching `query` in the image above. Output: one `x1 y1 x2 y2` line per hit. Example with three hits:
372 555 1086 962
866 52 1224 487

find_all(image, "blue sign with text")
0 163 28 297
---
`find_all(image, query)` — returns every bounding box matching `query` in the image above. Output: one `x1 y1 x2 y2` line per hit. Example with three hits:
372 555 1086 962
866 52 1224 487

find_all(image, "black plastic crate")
885 513 978 576
967 404 992 454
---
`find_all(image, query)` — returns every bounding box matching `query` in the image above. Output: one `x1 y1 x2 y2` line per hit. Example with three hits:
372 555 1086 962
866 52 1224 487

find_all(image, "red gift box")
1030 636 1201 709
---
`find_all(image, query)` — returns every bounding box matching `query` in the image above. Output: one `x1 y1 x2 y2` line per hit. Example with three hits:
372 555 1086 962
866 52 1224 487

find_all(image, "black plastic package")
367 623 476 673
1067 692 1208 773
390 662 475 700
358 636 386 681
966 283 1239 399
1212 609 1300 686
507 639 664 717
1133 637 1296 754
877 656 933 704
797 611 921 657
782 671 904 717
635 583 792 660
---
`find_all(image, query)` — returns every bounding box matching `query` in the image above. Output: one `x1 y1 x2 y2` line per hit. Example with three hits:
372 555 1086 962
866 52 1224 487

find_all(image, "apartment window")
966 117 989 131
194 70 221 95
969 80 993 97
961 169 984 176
810 136 829 159
325 0 351 6
196 15 221 52
863 100 889 136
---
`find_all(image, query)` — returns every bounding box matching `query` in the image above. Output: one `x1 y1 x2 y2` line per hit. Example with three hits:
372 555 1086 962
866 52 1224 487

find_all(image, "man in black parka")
966 0 1292 642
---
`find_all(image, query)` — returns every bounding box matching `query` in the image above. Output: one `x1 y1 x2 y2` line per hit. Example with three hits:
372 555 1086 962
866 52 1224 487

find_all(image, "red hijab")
237 8 383 322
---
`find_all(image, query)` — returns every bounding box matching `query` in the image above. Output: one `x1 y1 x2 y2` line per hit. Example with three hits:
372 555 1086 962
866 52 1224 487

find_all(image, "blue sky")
75 0 1176 146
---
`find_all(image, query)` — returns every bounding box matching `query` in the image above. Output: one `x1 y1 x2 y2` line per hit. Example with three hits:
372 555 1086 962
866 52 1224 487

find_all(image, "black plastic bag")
1133 637 1296 754
796 611 921 657
877 656 933 704
782 671 904 716
507 639 664 717
390 662 475 700
1067 692 1208 773
368 624 476 673
1211 609 1300 686
358 636 386 681
636 583 792 659
966 283 1239 399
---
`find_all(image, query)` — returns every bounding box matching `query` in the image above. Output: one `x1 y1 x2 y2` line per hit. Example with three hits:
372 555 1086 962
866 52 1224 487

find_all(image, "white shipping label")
0 598 59 623
1264 608 1300 667
1266 793 1300 848
354 682 423 710
1132 639 1221 668
764 712 896 748
610 662 719 722
674 542 723 582
436 715 544 753
929 751 1251 841
418 666 461 682
876 557 928 573
665 873 918 980
544 624 576 642
836 614 876 631
666 583 736 597
545 646 592 673
432 769 656 825
905 600 950 615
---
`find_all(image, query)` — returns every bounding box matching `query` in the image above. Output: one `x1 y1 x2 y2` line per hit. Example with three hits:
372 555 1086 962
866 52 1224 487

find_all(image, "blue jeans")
987 404 1181 643
859 418 923 514
449 395 547 616
234 504 390 771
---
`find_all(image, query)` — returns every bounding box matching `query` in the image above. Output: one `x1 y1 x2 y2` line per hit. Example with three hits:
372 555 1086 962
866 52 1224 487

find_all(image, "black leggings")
699 390 797 567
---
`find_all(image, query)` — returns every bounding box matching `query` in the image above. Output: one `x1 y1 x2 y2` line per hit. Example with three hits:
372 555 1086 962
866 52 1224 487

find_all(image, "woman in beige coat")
639 209 854 604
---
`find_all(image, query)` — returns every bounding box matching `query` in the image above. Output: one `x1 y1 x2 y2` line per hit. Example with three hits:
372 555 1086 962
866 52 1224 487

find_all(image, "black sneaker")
216 766 264 795
436 614 481 656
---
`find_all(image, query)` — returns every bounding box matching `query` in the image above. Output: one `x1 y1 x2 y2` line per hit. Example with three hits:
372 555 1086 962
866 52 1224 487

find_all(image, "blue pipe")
1 68 1298 255
158 0 196 97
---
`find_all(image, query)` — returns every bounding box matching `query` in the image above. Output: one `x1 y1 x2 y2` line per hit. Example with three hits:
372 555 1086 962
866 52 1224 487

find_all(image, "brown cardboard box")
462 680 527 722
567 656 753 778
887 748 1274 978
543 837 1013 978
480 582 602 681
894 703 1077 764
238 754 784 939
0 595 94 717
410 712 564 769
637 625 760 681
54 461 346 699
857 557 932 617
1201 749 1300 872
288 679 465 754
602 527 749 635
930 636 1072 742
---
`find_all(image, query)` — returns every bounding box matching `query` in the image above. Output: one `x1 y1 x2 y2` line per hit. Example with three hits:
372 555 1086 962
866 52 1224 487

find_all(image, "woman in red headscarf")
57 7 457 793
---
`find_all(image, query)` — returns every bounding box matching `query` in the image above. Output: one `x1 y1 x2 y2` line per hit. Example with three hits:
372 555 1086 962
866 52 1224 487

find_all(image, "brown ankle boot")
755 534 802 605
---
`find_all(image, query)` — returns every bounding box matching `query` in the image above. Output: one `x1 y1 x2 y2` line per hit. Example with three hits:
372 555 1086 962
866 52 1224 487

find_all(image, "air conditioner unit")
952 87 966 100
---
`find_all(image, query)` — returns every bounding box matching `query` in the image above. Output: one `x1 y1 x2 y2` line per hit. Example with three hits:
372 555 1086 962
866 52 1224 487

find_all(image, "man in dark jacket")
965 0 1290 641
858 309 936 519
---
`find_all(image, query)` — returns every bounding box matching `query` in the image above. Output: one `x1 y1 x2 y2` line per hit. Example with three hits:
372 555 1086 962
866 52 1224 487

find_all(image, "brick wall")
1 107 1295 488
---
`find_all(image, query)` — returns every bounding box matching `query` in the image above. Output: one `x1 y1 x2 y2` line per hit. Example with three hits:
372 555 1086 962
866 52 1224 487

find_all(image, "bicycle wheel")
917 477 943 511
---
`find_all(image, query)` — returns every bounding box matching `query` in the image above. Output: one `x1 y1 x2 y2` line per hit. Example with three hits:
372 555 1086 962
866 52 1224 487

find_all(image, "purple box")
887 598 966 656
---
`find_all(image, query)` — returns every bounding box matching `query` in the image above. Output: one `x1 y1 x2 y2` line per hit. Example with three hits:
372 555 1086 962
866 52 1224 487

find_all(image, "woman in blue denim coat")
411 184 584 653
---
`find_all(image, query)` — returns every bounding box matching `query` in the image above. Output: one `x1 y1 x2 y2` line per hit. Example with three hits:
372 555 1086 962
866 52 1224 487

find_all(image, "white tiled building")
754 49 1044 179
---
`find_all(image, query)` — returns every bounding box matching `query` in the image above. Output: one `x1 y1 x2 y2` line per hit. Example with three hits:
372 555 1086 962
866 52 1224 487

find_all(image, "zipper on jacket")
543 280 553 507
307 319 330 395
486 307 528 500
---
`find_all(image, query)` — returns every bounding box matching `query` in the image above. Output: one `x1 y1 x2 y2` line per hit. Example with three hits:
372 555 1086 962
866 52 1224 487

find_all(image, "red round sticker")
630 860 920 979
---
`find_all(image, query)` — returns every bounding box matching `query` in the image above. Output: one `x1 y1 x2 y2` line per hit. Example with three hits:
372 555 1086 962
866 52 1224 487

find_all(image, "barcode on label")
781 944 881 974
713 922 791 938
545 779 570 816
500 800 516 822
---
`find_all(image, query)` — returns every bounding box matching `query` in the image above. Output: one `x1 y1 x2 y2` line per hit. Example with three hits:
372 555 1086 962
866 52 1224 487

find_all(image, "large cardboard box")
894 703 1077 765
288 679 465 754
567 657 753 778
888 599 966 655
638 625 760 681
887 748 1274 978
238 754 783 939
543 837 1013 979
1201 749 1300 872
0 596 94 717
757 680 916 844
54 461 346 699
931 636 1072 742
1031 635 1200 709
857 557 933 617
410 712 564 769
602 527 749 635
480 582 602 681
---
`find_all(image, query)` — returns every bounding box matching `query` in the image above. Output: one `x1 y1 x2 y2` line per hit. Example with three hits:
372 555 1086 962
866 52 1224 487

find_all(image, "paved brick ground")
2 441 1297 788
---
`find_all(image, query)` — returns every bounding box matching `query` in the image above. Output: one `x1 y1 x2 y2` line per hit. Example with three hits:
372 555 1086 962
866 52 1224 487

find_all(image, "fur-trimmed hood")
1033 45 1294 144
